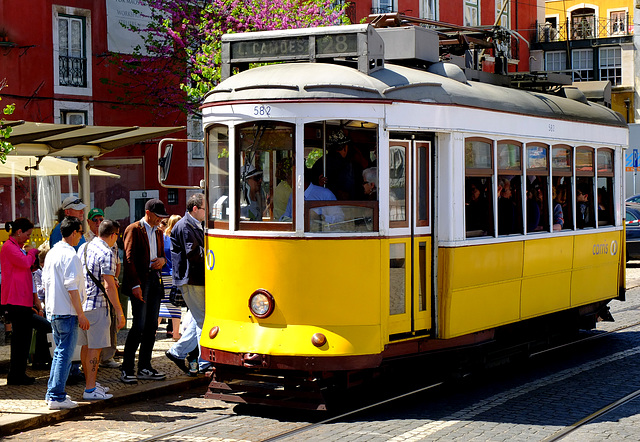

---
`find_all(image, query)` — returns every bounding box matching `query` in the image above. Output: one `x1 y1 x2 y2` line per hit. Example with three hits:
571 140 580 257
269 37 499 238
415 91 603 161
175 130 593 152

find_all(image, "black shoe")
7 375 35 385
66 373 85 385
137 367 166 380
165 350 188 374
120 369 138 384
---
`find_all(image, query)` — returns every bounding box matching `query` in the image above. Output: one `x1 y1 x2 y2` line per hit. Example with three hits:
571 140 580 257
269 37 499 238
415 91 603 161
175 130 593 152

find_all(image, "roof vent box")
376 26 439 64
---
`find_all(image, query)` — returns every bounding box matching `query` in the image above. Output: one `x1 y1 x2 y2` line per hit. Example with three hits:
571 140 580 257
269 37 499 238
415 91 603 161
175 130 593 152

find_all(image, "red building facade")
0 0 198 228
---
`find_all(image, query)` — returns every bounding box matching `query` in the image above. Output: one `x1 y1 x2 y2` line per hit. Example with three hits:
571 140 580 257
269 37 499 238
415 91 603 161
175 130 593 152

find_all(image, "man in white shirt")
42 217 90 410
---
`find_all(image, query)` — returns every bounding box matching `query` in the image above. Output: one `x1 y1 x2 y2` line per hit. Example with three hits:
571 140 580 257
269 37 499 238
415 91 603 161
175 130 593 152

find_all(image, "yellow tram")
167 23 628 409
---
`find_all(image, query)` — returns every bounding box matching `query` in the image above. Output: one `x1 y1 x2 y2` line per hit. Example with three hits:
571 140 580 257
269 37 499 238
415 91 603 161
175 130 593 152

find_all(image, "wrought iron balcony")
537 14 633 43
59 55 87 88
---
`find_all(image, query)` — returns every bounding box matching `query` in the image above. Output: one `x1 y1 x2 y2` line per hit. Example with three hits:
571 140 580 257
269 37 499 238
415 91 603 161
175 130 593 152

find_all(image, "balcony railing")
537 14 633 43
59 55 87 88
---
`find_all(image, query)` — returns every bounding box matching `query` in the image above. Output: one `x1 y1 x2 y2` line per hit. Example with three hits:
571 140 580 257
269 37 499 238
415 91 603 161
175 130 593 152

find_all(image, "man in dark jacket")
170 193 206 369
120 199 169 383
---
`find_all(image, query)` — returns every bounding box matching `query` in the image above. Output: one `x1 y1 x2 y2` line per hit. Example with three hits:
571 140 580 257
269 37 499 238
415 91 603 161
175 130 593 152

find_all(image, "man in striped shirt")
78 219 126 400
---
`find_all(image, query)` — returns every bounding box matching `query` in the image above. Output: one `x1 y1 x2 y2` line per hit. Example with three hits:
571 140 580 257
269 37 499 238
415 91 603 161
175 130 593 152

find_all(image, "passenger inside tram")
576 183 593 229
362 167 377 200
312 129 363 201
240 164 267 221
497 177 515 235
465 177 493 236
273 157 293 221
552 186 564 231
280 167 344 225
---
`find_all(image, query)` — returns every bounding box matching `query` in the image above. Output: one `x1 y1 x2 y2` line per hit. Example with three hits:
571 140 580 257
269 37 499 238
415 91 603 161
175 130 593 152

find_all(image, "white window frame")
607 8 628 36
54 101 94 125
495 0 510 29
422 0 438 21
545 51 567 72
599 46 622 86
464 0 480 27
372 0 396 13
53 5 93 97
572 48 594 82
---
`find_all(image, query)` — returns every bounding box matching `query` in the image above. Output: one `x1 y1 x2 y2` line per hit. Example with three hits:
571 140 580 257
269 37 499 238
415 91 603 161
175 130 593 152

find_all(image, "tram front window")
208 125 230 227
237 122 294 228
303 121 378 233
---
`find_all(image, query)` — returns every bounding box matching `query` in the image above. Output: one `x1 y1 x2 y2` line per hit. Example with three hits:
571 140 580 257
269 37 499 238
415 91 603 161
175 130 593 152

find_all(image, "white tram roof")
204 62 627 128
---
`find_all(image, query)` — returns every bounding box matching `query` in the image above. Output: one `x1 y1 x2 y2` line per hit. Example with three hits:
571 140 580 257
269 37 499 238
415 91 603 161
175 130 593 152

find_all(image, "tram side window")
497 141 523 236
576 147 595 229
526 144 549 233
390 142 407 225
597 148 614 226
303 121 378 233
552 146 573 231
465 138 494 238
208 125 230 227
237 122 294 229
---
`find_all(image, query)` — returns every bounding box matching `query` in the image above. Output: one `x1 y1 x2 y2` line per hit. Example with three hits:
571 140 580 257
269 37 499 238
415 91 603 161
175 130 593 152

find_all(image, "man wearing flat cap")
120 199 170 383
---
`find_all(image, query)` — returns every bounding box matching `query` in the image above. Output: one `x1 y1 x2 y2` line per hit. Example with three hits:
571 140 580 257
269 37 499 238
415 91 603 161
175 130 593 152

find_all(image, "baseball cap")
88 208 104 220
144 198 169 218
241 164 263 180
62 196 87 211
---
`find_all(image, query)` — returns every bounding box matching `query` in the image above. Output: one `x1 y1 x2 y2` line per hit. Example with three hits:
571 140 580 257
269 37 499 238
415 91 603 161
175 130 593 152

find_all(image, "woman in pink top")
1 218 42 385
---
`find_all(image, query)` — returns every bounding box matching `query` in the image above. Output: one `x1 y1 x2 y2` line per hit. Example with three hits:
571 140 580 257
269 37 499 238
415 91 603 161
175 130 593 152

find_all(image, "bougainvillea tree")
0 78 15 163
110 0 349 116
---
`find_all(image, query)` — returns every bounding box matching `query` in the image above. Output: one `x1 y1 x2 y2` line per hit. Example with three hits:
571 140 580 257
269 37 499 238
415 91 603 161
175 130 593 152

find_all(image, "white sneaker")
49 397 78 410
99 358 120 369
95 382 110 393
83 388 113 400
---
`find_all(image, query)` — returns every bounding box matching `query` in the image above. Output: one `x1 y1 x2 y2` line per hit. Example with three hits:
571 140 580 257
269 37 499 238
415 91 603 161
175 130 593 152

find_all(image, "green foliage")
0 80 15 164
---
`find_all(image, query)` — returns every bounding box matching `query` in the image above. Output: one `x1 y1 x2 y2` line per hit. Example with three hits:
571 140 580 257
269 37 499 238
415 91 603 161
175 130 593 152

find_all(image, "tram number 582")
254 105 271 117
548 123 555 133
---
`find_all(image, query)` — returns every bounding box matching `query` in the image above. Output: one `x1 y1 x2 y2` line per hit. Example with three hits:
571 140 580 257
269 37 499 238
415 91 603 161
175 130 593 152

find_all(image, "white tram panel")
384 102 628 147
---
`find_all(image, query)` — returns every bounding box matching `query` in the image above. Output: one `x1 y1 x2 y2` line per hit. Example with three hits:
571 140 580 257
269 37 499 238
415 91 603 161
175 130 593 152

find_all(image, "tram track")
137 321 640 441
541 387 640 441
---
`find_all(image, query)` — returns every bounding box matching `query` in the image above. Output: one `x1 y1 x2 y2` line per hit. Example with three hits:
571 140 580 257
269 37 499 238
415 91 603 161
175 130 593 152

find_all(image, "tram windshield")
302 121 378 233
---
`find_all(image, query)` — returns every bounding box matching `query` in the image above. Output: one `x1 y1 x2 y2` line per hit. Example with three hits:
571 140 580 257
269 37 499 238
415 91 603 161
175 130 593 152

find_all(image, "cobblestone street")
2 266 640 441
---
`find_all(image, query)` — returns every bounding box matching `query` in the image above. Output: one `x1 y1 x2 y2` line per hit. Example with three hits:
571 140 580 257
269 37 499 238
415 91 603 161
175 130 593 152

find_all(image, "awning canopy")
2 121 184 157
0 156 120 178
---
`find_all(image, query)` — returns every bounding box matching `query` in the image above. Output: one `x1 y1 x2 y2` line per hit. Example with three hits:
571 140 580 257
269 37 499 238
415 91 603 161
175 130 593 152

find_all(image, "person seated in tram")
576 184 592 229
526 183 541 231
273 158 293 221
465 178 491 236
552 186 564 231
240 164 266 221
280 167 344 225
597 187 610 225
362 167 377 200
497 177 515 235
312 129 362 201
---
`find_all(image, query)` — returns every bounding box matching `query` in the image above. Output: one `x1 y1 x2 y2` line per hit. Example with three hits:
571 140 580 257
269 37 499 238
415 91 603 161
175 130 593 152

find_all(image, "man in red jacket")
120 199 169 384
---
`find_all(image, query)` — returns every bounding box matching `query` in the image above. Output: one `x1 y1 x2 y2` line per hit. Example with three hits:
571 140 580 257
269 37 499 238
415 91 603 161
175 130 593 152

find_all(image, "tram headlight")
249 289 275 318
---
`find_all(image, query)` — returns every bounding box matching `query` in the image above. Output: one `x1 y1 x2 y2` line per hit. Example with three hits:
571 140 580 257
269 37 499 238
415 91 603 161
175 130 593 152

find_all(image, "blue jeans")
46 315 78 402
180 285 210 370
169 312 198 359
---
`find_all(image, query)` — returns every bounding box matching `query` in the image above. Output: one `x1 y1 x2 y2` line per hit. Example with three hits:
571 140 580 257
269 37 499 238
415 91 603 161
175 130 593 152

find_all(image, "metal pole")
77 156 90 231
431 136 439 338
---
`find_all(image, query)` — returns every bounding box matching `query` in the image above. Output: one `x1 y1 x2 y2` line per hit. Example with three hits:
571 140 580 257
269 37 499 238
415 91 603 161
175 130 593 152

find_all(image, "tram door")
387 139 432 340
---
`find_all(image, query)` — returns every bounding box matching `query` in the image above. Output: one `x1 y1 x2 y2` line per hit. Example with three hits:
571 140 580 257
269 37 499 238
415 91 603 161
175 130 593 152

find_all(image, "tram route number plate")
230 33 358 60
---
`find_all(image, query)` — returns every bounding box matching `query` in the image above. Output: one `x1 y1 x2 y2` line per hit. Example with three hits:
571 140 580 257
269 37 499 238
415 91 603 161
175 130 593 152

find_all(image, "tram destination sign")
230 33 358 61
221 24 385 79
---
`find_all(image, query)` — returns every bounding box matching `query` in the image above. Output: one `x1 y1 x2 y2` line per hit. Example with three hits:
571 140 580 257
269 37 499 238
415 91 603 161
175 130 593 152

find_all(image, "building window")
464 0 479 26
495 0 510 29
58 15 87 88
545 51 566 72
167 189 178 205
572 49 594 82
599 47 621 86
371 0 395 14
610 10 626 36
423 0 437 20
61 110 87 125
571 8 596 39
